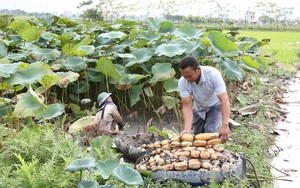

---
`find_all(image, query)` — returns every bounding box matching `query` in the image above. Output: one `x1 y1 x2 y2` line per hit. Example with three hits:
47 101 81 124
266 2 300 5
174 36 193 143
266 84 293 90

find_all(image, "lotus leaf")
68 116 95 135
150 63 175 82
163 78 179 93
219 57 243 81
0 41 7 58
96 57 121 81
174 24 205 39
112 166 143 186
12 88 47 118
19 25 45 42
208 31 238 57
54 71 80 88
0 62 21 78
92 160 119 179
31 48 60 61
130 85 142 106
162 96 180 110
78 180 99 188
65 56 86 72
7 61 48 86
65 158 96 173
155 43 185 57
36 103 65 120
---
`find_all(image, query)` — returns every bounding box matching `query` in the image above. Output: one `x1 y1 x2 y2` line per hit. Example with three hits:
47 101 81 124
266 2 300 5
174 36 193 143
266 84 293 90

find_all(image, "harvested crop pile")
135 133 242 172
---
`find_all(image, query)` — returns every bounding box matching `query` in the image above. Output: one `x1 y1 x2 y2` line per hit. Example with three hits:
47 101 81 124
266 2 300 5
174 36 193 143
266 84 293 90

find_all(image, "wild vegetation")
0 14 298 188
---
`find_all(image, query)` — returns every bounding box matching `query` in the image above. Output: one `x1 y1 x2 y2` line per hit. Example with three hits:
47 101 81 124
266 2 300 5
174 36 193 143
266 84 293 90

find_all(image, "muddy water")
271 72 300 188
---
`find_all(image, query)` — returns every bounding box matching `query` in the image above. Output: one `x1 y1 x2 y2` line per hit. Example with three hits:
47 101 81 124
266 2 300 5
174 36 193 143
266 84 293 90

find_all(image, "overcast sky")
0 0 299 18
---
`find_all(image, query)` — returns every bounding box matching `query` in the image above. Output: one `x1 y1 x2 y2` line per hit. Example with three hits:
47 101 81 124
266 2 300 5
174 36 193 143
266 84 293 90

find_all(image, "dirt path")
271 71 300 187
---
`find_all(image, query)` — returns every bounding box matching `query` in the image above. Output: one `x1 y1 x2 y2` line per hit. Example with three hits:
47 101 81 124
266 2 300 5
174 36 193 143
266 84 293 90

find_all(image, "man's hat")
97 92 112 106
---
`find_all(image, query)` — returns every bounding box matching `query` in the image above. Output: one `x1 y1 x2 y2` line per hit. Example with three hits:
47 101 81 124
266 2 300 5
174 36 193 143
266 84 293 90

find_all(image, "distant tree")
77 0 103 21
256 2 294 29
158 0 180 20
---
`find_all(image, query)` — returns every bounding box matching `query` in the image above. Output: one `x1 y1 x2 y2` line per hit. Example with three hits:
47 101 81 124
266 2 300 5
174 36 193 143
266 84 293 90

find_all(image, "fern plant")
0 125 83 188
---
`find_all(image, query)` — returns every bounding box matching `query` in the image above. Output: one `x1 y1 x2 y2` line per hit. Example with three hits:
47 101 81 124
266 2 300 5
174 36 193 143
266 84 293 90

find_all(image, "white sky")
0 0 299 19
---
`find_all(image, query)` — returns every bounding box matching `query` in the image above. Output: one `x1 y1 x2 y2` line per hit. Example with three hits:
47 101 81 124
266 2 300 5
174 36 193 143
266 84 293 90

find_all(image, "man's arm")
217 92 230 142
180 96 193 136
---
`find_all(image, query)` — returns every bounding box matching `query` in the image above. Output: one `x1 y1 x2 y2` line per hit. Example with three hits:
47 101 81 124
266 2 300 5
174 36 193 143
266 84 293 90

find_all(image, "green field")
238 30 300 64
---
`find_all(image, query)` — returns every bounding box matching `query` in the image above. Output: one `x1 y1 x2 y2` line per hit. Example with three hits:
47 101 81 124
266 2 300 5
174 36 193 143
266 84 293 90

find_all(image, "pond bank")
271 71 300 187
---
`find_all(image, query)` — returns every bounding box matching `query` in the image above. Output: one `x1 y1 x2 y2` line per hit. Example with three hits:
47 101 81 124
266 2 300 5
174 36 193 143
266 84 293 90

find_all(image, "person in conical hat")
93 92 126 136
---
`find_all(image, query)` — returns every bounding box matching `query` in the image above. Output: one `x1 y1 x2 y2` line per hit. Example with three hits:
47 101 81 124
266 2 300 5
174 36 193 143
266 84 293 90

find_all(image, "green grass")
238 30 300 64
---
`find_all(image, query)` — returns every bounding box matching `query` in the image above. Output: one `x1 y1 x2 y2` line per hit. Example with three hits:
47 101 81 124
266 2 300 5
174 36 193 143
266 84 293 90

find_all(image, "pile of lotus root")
135 133 241 172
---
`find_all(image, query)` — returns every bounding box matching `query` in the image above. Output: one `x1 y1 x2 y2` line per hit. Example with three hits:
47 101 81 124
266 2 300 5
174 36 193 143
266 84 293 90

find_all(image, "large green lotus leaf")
174 24 205 39
150 63 175 82
139 30 160 42
78 180 99 188
0 104 13 116
65 56 86 72
125 48 154 68
9 20 30 31
0 15 13 28
162 96 180 110
8 35 22 42
68 103 87 117
159 20 175 34
130 85 142 107
96 57 121 81
114 52 135 59
181 39 205 53
116 73 148 90
65 158 96 173
57 17 77 27
7 62 48 86
155 43 185 57
91 135 114 150
242 55 260 69
68 115 95 135
63 36 92 56
147 17 161 31
112 166 143 186
12 88 47 118
92 160 119 179
132 38 148 48
0 41 7 58
99 31 127 39
208 31 238 57
0 81 24 92
219 58 243 81
40 32 54 41
254 56 268 67
54 71 80 88
0 62 21 78
36 103 65 120
163 78 179 93
77 45 95 56
19 25 45 42
31 48 60 61
87 68 105 82
57 31 76 42
71 81 89 94
38 74 60 90
5 52 29 61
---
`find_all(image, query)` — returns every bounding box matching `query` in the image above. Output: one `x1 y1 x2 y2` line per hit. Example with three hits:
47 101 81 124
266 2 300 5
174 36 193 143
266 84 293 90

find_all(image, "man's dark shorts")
192 103 221 134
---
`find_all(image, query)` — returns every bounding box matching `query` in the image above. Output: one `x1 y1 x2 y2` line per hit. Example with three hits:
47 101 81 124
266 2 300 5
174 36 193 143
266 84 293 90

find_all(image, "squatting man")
178 56 230 143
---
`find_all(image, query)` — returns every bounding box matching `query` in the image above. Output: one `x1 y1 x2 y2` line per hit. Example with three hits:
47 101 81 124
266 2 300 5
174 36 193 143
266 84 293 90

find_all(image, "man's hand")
218 125 230 143
180 129 191 136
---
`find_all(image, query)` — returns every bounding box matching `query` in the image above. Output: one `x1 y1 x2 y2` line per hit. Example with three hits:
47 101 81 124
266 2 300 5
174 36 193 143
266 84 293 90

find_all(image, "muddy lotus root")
135 133 238 172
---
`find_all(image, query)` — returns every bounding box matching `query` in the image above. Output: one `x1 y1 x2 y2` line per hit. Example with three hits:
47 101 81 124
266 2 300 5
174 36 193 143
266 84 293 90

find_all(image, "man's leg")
192 109 205 134
204 104 222 133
